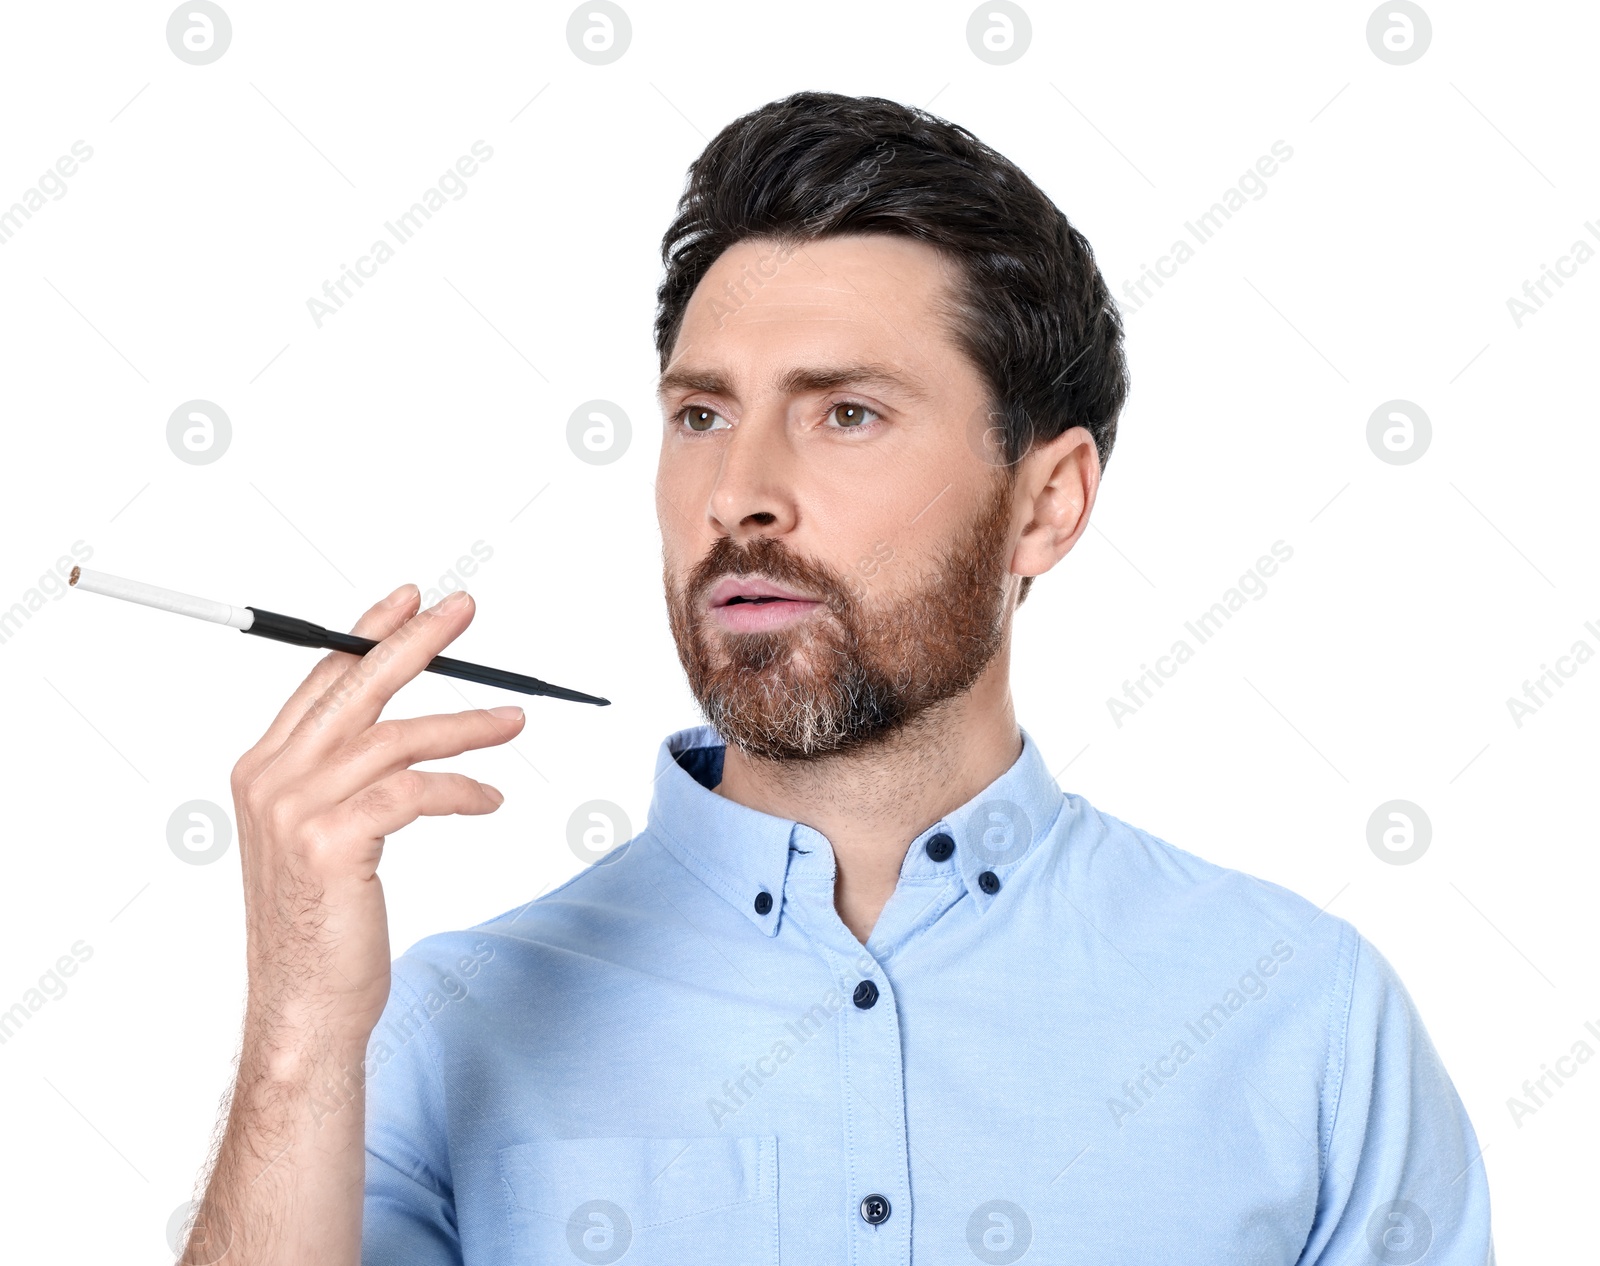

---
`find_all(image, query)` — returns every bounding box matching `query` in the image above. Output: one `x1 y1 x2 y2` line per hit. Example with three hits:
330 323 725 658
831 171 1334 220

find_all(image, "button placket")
782 823 915 1263
829 939 910 1264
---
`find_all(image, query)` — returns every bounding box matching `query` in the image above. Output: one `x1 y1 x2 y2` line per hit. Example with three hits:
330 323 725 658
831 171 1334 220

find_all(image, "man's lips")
704 575 824 633
706 576 818 608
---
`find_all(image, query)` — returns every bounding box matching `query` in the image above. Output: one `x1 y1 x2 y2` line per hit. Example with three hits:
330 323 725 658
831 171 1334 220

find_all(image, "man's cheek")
659 542 697 596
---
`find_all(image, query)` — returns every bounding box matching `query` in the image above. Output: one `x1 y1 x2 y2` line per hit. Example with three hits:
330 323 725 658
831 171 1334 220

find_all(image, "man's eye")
680 406 729 432
827 401 879 429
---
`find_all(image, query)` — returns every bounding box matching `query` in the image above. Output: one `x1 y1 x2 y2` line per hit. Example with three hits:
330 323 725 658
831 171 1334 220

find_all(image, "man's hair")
653 92 1129 601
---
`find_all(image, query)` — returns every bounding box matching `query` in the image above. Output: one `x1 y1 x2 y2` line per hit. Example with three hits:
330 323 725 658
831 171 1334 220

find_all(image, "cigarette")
69 566 609 706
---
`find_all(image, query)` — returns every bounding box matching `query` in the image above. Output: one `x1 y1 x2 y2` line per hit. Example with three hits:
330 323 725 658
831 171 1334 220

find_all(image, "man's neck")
711 660 1022 944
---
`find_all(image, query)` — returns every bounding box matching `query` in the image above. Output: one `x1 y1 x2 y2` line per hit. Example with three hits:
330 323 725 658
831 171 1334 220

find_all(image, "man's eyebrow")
656 362 932 405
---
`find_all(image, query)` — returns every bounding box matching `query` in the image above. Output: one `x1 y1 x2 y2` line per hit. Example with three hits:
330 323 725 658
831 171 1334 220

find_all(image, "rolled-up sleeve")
1300 933 1493 1264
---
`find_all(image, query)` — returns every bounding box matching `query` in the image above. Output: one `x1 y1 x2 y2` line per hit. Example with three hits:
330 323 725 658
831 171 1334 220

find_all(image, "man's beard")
664 473 1016 761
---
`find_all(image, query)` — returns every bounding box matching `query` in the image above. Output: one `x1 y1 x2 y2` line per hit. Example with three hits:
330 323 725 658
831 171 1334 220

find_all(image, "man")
184 92 1491 1264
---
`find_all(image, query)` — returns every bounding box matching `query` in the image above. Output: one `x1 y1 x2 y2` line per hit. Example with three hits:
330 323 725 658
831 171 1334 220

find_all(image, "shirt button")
978 870 1001 894
925 832 955 862
852 979 879 1009
859 1193 891 1224
753 891 773 915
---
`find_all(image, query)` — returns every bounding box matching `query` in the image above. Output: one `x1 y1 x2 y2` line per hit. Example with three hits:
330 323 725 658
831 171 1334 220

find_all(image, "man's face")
655 233 1021 761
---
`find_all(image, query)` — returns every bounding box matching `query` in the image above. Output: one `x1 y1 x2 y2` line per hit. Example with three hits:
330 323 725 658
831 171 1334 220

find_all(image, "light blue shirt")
362 724 1492 1264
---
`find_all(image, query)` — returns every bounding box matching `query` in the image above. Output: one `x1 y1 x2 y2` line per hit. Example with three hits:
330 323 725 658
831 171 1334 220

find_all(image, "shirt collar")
645 724 1065 936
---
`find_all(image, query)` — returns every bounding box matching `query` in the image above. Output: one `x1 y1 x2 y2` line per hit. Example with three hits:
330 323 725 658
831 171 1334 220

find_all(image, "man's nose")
706 408 799 540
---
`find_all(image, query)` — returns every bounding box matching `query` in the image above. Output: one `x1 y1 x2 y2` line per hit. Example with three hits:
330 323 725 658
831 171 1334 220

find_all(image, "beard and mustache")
664 472 1017 762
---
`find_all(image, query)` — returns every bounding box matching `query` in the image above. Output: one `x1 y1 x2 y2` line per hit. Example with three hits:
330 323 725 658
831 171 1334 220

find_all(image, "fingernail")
432 589 470 613
489 706 524 721
482 784 504 806
386 583 418 608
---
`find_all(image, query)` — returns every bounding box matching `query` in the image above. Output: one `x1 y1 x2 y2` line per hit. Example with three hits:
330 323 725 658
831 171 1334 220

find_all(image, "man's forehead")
680 234 958 329
659 235 970 406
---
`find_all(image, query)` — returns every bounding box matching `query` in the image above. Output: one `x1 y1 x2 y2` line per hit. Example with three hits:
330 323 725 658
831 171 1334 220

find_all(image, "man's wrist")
242 1003 374 1091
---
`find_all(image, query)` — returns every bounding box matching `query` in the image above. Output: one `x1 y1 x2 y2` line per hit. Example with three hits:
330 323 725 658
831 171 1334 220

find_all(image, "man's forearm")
181 1023 369 1266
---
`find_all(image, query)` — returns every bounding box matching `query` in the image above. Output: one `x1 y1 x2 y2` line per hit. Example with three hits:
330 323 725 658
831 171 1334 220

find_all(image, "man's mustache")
687 539 850 612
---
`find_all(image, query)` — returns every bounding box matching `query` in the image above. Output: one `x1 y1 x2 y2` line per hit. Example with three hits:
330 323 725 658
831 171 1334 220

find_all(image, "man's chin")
695 634 829 679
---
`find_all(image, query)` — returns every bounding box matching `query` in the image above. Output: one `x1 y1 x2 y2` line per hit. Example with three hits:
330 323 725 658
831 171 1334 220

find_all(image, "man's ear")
1010 425 1100 588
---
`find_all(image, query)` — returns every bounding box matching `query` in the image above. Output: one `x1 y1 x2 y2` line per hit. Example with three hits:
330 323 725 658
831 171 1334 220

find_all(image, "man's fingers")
312 707 527 803
253 583 421 755
288 590 479 756
336 769 505 843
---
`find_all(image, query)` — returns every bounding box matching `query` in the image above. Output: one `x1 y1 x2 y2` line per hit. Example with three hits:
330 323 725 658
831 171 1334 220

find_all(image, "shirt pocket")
498 1134 779 1265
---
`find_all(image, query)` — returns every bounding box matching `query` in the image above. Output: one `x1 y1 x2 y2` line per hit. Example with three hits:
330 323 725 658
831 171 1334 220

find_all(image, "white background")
1 1 1594 1260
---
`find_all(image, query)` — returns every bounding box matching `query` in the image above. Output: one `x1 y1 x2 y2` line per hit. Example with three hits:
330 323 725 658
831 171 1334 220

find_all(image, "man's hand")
232 582 522 1054
180 583 525 1265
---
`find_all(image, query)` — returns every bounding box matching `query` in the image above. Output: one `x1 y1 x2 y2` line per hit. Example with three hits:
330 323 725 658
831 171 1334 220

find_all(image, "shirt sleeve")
1298 931 1493 1265
362 966 462 1266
